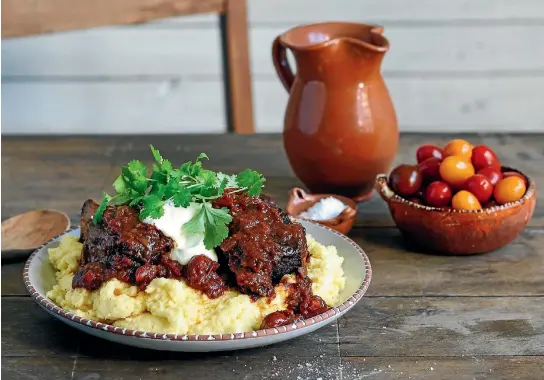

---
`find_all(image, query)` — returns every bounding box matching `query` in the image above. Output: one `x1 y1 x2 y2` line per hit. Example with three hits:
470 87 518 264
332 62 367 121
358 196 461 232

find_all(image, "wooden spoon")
1 209 71 263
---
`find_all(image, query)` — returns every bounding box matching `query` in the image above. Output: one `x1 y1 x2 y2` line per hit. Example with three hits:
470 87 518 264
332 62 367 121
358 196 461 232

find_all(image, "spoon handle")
2 249 34 264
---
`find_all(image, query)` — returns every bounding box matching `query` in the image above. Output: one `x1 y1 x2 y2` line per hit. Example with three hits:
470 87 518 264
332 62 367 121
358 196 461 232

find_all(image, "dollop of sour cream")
144 201 218 265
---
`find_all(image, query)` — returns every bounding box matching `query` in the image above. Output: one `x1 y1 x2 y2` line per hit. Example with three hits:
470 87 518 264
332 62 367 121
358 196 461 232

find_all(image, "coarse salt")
299 197 347 221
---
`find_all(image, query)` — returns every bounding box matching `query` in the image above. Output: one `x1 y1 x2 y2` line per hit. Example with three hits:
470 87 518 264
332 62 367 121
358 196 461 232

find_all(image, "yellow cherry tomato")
494 177 526 204
443 139 473 159
439 156 475 188
452 190 482 210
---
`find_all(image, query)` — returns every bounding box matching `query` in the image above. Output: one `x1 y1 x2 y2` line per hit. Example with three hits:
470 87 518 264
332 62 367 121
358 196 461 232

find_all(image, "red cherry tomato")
424 181 452 208
471 145 501 171
502 171 528 186
477 167 503 187
416 144 443 164
389 164 423 197
418 157 442 183
464 174 493 204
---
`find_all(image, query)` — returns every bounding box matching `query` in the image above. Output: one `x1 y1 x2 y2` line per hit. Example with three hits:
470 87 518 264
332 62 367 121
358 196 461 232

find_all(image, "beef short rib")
213 191 310 298
74 200 176 290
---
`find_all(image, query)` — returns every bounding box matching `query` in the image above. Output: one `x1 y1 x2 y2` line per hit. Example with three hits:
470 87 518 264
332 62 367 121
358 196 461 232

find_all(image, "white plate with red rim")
24 219 371 352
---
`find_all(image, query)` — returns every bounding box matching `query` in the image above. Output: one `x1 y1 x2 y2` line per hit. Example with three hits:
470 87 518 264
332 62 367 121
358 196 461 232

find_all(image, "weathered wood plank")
340 297 544 357
3 25 543 76
1 81 226 134
340 356 544 380
3 355 543 380
1 357 74 380
1 0 224 38
358 228 544 297
254 77 544 133
4 76 544 134
2 297 543 361
2 27 223 76
247 0 544 24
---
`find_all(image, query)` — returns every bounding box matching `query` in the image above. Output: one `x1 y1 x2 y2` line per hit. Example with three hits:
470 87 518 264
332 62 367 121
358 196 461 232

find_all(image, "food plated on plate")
45 147 347 335
376 139 536 255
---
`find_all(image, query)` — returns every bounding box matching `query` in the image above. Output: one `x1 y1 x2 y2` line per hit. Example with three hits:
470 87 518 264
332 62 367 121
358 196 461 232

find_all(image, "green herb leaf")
93 193 112 224
183 203 232 249
183 204 205 233
216 172 238 189
128 160 148 177
202 203 232 249
139 195 165 220
172 188 192 208
113 175 127 193
237 169 266 196
150 145 163 164
115 190 139 205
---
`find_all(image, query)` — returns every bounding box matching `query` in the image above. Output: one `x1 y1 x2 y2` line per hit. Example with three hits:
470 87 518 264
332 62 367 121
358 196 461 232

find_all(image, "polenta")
47 234 345 335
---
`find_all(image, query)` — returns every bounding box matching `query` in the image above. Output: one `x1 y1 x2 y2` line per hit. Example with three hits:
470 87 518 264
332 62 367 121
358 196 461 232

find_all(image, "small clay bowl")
375 166 536 255
286 187 358 235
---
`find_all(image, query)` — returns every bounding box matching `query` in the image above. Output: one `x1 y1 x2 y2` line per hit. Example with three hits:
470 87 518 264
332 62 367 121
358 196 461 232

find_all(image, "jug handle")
272 36 295 92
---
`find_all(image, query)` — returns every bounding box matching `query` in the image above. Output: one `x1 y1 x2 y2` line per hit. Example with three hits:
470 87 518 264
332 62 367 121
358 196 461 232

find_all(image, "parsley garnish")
93 145 266 249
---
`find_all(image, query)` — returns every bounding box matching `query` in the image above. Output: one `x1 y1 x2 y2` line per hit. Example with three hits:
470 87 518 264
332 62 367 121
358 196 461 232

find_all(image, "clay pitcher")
272 22 398 200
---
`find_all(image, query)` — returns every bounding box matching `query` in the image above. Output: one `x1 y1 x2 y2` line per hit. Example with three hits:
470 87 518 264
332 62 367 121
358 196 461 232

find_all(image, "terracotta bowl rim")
376 166 536 214
286 191 358 224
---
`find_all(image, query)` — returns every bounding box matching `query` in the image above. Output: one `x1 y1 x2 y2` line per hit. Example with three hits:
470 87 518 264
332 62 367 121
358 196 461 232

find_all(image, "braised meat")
213 191 310 298
75 201 176 290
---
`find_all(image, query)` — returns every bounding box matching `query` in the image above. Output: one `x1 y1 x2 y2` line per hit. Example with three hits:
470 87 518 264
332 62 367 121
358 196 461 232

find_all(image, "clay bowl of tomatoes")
375 139 536 255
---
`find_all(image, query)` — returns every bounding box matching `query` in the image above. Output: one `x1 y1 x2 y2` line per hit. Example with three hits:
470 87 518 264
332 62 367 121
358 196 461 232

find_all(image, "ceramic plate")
24 220 371 352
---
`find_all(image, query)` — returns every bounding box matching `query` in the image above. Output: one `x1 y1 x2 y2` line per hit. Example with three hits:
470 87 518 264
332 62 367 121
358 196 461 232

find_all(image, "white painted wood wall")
2 0 544 134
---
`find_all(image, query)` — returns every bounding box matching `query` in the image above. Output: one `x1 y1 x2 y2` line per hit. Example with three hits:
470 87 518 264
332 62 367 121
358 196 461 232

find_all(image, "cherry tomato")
452 190 482 210
502 171 528 186
389 164 423 197
471 145 501 171
477 166 503 186
439 156 475 188
464 174 493 204
418 157 442 183
416 144 443 164
494 177 526 204
443 139 473 159
424 181 452 208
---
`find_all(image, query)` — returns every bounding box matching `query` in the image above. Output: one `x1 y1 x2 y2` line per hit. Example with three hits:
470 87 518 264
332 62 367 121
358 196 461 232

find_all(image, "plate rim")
23 220 372 342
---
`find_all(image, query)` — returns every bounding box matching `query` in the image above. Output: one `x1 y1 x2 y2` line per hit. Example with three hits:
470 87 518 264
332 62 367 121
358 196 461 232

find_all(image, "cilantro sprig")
93 145 266 249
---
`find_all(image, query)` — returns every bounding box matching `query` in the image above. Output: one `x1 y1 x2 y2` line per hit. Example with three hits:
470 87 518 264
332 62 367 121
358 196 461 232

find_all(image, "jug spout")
279 22 388 54
272 22 389 90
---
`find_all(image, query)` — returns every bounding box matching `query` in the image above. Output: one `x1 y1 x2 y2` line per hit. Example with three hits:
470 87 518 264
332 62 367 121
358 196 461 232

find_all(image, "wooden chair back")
2 0 255 133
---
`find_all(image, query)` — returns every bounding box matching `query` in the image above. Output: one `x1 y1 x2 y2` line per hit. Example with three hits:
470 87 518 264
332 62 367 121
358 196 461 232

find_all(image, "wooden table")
2 134 543 379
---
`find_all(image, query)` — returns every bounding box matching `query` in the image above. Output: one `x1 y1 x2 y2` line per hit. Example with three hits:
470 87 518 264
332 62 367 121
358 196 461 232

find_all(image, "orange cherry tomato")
502 171 528 187
439 156 475 188
493 177 526 204
443 139 473 159
452 190 482 210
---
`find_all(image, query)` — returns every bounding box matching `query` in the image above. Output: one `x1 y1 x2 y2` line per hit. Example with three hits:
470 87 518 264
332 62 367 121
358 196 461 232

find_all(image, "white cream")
144 201 218 265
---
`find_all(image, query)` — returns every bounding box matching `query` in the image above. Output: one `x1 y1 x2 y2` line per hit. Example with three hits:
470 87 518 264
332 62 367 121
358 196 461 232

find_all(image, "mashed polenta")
47 235 345 334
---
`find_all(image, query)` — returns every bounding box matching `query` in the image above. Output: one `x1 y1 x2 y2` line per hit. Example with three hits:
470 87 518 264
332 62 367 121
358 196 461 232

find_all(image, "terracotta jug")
272 22 398 200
